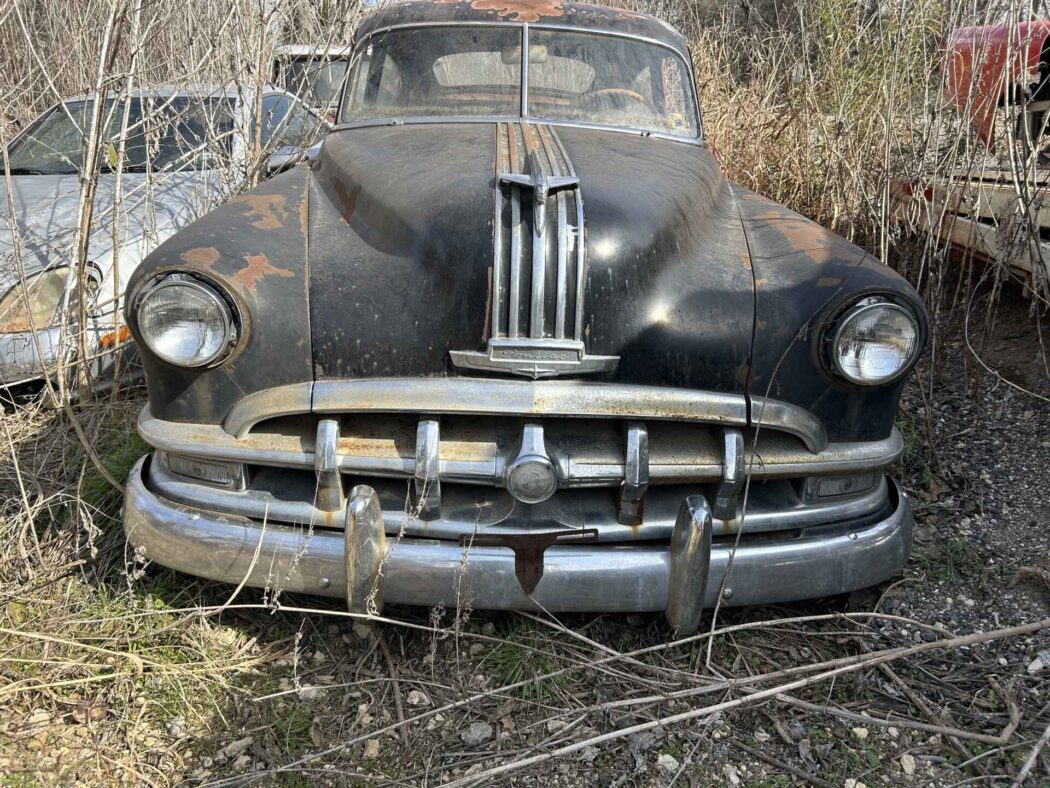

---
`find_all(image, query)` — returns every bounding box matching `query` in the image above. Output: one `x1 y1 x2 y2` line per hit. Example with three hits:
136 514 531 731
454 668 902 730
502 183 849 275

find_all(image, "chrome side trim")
124 459 913 612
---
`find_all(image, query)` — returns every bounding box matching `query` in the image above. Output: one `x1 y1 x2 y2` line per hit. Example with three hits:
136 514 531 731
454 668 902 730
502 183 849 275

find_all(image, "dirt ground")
0 283 1048 787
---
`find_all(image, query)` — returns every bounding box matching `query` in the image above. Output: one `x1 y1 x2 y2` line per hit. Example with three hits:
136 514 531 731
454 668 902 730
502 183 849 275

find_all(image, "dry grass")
1 0 1050 785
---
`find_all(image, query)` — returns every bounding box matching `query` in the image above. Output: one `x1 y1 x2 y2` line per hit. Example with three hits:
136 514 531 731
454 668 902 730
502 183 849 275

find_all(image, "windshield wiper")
5 168 47 175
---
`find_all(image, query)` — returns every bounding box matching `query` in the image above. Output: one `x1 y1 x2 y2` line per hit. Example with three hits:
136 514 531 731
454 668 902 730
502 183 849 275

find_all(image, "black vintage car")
123 0 925 632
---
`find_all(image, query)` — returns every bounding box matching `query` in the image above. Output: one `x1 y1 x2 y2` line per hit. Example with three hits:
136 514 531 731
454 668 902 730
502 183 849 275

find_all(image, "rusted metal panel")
354 0 689 55
944 20 1050 149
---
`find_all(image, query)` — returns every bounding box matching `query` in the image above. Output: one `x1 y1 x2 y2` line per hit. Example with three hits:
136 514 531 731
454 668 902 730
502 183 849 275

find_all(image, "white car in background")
273 44 351 120
0 85 326 388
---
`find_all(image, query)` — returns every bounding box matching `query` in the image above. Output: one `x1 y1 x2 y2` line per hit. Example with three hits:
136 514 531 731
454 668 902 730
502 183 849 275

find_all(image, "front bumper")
124 457 913 613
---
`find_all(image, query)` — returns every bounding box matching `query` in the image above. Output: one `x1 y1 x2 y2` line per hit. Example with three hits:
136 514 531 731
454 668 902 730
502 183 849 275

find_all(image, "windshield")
6 96 236 175
279 58 349 109
342 26 699 138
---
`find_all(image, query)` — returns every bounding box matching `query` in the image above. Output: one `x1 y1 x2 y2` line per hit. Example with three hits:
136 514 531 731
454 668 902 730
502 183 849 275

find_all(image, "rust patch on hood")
233 254 295 290
333 181 362 224
234 194 289 230
181 247 221 268
299 182 310 238
435 0 563 22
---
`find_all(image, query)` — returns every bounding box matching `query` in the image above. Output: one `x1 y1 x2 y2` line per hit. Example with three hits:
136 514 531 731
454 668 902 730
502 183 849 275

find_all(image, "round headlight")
830 300 920 385
136 275 236 367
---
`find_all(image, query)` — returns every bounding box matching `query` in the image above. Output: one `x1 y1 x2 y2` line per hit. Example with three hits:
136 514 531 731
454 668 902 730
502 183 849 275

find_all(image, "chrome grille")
449 123 618 378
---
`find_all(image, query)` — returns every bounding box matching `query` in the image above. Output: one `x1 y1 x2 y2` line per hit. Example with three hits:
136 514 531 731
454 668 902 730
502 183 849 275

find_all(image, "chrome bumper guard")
124 458 913 629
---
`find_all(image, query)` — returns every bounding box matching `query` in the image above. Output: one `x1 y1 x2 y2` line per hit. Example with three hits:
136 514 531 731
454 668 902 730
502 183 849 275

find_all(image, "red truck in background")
895 20 1050 290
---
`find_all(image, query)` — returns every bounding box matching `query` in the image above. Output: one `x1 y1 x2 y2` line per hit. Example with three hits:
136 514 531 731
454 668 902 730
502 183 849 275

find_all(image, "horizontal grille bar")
146 456 893 542
221 379 828 452
141 407 903 486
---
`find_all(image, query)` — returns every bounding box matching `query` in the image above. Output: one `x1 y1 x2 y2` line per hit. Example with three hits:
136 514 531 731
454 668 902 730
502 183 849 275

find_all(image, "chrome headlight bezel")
133 273 239 368
824 296 922 386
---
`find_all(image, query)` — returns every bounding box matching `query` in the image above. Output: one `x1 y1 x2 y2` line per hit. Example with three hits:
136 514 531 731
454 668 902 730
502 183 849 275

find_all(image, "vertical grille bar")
555 193 568 338
547 128 585 342
506 124 523 338
538 125 570 340
522 124 546 339
492 124 509 338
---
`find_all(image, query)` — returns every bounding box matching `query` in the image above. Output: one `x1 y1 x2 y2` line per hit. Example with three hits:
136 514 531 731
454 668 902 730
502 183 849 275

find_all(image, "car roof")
354 0 688 55
60 84 294 103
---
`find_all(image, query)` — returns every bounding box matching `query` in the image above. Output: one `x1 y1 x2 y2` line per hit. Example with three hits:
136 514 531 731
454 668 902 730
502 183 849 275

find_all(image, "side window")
259 94 293 146
259 94 324 150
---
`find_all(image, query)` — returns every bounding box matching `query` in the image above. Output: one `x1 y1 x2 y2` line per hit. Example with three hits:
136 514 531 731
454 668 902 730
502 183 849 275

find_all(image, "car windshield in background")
6 96 236 176
342 26 699 138
280 58 349 109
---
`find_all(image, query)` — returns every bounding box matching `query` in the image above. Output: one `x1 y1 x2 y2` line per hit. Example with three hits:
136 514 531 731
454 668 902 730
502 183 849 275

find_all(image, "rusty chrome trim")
314 419 343 512
222 380 828 451
311 379 746 424
749 396 829 453
413 418 441 519
225 382 314 438
125 460 913 612
713 428 744 520
145 402 902 490
147 460 893 541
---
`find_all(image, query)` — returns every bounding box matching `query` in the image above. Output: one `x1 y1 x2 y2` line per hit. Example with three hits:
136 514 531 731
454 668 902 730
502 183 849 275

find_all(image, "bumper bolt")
318 576 331 589
722 587 734 600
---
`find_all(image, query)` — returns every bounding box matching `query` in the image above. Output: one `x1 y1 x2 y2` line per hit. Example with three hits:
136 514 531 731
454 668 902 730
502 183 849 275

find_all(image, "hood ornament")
499 150 578 237
450 123 618 380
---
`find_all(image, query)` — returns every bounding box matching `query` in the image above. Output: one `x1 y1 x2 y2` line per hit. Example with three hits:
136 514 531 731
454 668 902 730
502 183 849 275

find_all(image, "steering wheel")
584 87 657 114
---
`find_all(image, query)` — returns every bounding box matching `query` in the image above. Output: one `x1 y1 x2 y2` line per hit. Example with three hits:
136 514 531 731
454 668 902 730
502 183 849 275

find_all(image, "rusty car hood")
306 123 755 393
